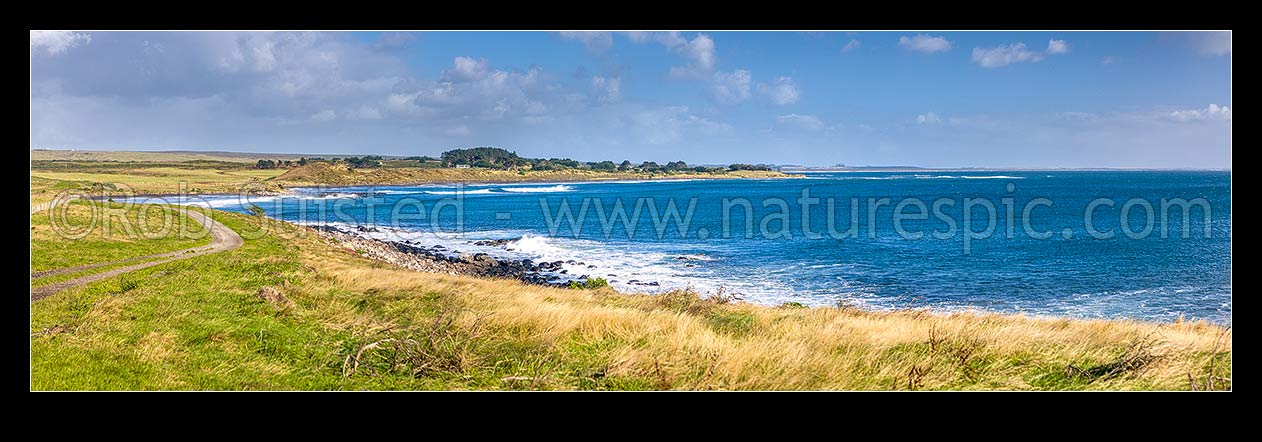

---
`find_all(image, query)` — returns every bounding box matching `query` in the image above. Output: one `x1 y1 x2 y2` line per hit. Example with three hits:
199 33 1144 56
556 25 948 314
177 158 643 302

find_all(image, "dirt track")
29 207 242 301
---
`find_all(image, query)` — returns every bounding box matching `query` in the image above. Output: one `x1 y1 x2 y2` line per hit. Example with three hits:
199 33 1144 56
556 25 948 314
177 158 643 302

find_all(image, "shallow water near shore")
162 171 1230 322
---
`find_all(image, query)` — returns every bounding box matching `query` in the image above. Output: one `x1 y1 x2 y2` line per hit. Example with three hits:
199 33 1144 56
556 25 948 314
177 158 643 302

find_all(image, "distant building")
455 164 471 169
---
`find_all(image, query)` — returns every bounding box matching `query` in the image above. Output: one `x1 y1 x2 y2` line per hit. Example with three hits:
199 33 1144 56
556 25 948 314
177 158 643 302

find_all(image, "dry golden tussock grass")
292 231 1230 390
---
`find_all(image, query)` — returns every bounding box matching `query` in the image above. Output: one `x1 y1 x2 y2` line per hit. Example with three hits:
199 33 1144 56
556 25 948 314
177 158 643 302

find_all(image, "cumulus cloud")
1169 104 1232 122
620 32 717 79
758 77 801 106
30 31 91 56
442 56 491 82
30 31 747 159
842 39 861 53
668 34 717 79
971 39 1069 68
916 112 943 124
30 32 587 151
971 43 1041 68
389 57 560 121
1047 39 1070 54
558 31 613 52
711 70 752 104
621 31 686 47
898 34 951 53
776 114 824 130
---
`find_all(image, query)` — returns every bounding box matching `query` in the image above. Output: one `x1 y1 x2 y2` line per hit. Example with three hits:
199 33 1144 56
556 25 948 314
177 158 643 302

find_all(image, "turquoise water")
187 171 1231 322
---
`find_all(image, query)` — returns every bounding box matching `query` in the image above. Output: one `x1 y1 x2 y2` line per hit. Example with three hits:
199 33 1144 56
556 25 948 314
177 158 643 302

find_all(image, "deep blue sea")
179 171 1231 322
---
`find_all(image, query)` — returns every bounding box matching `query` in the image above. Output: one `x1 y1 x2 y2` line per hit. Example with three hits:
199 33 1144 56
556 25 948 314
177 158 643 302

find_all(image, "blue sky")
30 31 1231 168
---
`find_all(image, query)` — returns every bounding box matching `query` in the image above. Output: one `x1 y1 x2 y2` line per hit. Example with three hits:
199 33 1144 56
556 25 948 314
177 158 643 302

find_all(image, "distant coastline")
781 166 1231 173
29 149 798 198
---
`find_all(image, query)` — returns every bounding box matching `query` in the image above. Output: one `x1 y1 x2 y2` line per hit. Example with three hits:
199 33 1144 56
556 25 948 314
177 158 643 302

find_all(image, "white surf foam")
499 185 576 193
422 189 497 195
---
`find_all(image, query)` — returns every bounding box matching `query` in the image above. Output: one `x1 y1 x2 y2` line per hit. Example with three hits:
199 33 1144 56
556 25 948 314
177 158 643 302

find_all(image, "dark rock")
472 238 519 247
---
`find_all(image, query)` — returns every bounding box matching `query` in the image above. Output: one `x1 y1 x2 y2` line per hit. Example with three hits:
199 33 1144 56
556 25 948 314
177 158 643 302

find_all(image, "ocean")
178 170 1231 322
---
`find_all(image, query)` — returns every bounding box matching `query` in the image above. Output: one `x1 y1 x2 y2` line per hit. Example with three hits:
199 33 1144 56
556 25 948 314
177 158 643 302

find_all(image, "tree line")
438 147 773 173
256 147 775 173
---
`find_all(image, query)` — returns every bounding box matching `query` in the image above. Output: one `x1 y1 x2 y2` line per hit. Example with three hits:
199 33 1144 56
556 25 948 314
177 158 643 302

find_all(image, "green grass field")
30 200 210 273
30 149 305 163
31 166 288 195
30 203 1232 390
27 157 1230 391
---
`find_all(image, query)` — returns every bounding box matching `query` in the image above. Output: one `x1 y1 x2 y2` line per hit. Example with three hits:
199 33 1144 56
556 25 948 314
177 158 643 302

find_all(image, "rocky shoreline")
308 225 617 288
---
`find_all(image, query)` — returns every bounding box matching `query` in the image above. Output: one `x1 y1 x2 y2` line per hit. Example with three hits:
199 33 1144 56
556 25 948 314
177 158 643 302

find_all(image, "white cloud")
1101 56 1116 65
668 34 718 79
776 114 824 130
898 34 951 54
310 109 337 122
621 31 686 47
1047 39 1070 54
916 112 943 124
446 125 472 136
1169 104 1232 122
842 39 861 53
972 43 1042 68
591 75 621 104
621 32 717 79
30 31 91 56
758 76 801 106
251 40 277 71
711 70 752 104
558 31 613 52
971 40 1070 68
442 56 491 82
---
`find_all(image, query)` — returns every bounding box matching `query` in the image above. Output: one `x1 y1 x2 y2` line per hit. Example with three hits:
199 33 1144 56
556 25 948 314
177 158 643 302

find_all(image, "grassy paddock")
31 149 304 163
30 164 288 195
30 208 1232 390
30 200 210 273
